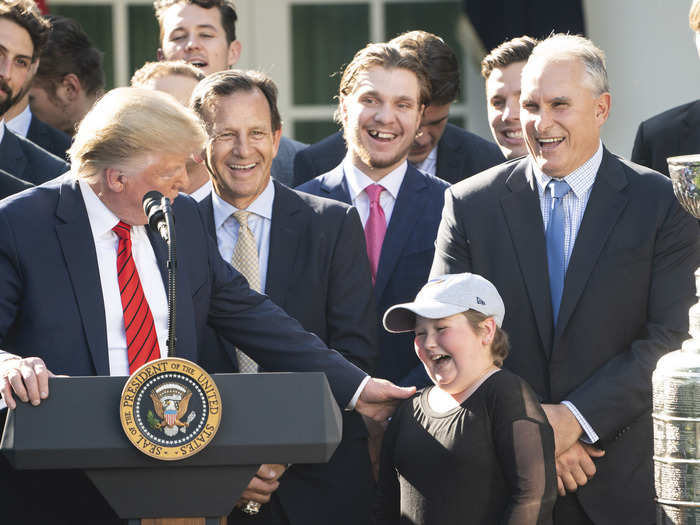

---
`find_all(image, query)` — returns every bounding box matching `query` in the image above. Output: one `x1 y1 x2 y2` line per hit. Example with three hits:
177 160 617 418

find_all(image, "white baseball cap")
383 273 505 333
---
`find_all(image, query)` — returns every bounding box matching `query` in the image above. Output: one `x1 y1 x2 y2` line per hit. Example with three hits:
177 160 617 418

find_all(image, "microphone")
142 191 169 242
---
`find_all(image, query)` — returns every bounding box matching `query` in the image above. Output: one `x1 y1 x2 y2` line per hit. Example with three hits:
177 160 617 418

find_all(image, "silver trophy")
653 155 700 524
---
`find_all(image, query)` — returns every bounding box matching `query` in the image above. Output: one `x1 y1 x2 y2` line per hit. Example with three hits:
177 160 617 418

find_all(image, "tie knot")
232 210 251 227
113 221 131 240
365 184 385 203
548 179 571 200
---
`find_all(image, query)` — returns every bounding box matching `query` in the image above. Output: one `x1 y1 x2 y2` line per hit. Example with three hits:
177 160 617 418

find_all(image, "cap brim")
382 300 466 333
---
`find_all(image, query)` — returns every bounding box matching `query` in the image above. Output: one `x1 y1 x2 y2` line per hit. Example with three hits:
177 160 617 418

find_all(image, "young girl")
374 273 557 525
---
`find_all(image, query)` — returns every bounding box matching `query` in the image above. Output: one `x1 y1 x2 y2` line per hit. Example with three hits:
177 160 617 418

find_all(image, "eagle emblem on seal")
148 382 196 437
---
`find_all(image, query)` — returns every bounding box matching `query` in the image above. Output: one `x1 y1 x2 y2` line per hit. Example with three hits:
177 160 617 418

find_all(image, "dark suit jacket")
0 126 69 184
631 99 700 177
298 164 450 388
0 177 367 524
26 114 72 161
292 124 504 187
0 168 32 199
430 149 700 525
199 181 377 525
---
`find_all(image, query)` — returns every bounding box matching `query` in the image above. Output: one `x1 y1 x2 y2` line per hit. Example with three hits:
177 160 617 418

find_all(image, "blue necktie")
546 179 571 325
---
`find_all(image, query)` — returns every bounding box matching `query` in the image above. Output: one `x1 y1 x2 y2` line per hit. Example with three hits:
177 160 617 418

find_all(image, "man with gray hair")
0 87 414 524
431 33 700 524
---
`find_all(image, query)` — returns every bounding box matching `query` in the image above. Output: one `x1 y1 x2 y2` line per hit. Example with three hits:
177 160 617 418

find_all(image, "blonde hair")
130 60 205 87
69 87 206 181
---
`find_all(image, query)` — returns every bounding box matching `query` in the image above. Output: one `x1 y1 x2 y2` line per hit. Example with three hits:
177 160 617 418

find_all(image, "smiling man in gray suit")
431 34 700 525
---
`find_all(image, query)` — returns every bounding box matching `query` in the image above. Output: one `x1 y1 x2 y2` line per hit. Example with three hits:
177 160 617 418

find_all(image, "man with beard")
0 0 68 185
298 42 449 390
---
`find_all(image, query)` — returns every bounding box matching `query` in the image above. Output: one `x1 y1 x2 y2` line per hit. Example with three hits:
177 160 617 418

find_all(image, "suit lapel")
556 150 628 338
500 162 554 354
680 100 700 157
318 166 352 205
55 178 110 375
0 128 27 182
374 167 428 301
265 182 303 306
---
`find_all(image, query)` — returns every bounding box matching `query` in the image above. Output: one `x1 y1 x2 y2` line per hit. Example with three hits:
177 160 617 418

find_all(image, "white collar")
0 121 5 144
6 105 32 138
78 178 122 238
212 177 275 230
531 140 603 198
342 155 407 201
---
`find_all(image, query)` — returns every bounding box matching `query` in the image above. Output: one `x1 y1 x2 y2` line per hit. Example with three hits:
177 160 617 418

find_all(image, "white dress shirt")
6 105 31 138
79 179 169 376
530 141 604 444
342 155 407 227
211 178 274 292
189 180 212 202
412 145 438 177
0 121 5 144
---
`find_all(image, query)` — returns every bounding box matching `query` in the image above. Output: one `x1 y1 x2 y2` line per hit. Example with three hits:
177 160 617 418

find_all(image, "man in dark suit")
191 69 377 525
0 0 69 183
0 87 414 525
6 95 72 159
298 42 449 390
431 34 700 525
292 31 503 187
0 167 31 198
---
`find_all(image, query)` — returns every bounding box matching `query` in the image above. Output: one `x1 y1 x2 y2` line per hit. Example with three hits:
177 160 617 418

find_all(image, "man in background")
131 59 211 200
481 35 537 160
293 30 504 187
0 0 68 184
153 0 305 186
631 0 700 176
28 14 103 141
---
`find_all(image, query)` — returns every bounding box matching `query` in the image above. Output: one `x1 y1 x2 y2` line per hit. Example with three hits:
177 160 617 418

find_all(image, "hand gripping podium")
1 372 342 523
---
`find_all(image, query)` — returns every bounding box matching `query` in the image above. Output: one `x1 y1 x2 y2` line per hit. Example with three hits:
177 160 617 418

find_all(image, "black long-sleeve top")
373 369 557 525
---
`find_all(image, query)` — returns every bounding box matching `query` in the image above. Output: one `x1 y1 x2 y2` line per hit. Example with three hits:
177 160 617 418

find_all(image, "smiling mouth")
431 353 451 363
537 137 565 149
504 129 523 139
228 162 257 170
187 58 208 68
368 129 397 142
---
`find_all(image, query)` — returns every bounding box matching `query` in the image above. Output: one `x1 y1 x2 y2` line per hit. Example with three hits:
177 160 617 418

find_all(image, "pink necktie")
364 184 386 283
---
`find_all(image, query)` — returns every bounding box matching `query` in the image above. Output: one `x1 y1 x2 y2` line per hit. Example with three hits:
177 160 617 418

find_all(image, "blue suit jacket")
0 176 368 524
292 124 504 187
0 126 68 185
298 164 449 387
26 114 72 162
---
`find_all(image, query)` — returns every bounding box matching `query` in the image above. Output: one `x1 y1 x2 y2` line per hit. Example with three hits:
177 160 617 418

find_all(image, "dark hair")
335 42 429 123
390 30 459 106
0 0 50 61
480 36 538 80
154 0 238 44
34 15 104 96
691 0 700 32
191 69 281 132
463 310 510 367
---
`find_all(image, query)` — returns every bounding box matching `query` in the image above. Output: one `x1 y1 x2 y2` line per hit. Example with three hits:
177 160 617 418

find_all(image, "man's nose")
0 57 11 78
503 99 520 122
373 103 396 124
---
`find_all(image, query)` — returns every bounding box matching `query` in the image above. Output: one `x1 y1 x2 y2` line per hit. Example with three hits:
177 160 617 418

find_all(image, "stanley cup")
653 155 700 524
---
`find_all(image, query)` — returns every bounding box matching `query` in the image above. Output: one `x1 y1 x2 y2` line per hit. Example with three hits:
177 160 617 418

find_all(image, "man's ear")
104 168 125 193
594 92 611 125
157 48 165 61
58 74 82 102
271 126 282 158
227 40 242 68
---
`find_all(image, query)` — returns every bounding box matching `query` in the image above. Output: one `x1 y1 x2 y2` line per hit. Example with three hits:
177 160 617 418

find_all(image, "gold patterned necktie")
231 210 260 373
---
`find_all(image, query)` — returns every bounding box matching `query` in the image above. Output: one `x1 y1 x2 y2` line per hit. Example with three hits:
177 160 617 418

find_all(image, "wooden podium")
1 372 342 524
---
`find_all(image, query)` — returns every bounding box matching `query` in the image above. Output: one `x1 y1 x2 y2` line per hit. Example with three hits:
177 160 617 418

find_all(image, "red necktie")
364 184 387 283
113 221 160 373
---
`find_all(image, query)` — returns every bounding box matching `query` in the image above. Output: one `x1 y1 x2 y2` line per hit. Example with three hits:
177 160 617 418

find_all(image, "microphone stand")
161 196 177 358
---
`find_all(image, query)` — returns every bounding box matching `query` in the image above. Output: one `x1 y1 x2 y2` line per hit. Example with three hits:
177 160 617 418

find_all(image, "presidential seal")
119 357 222 460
